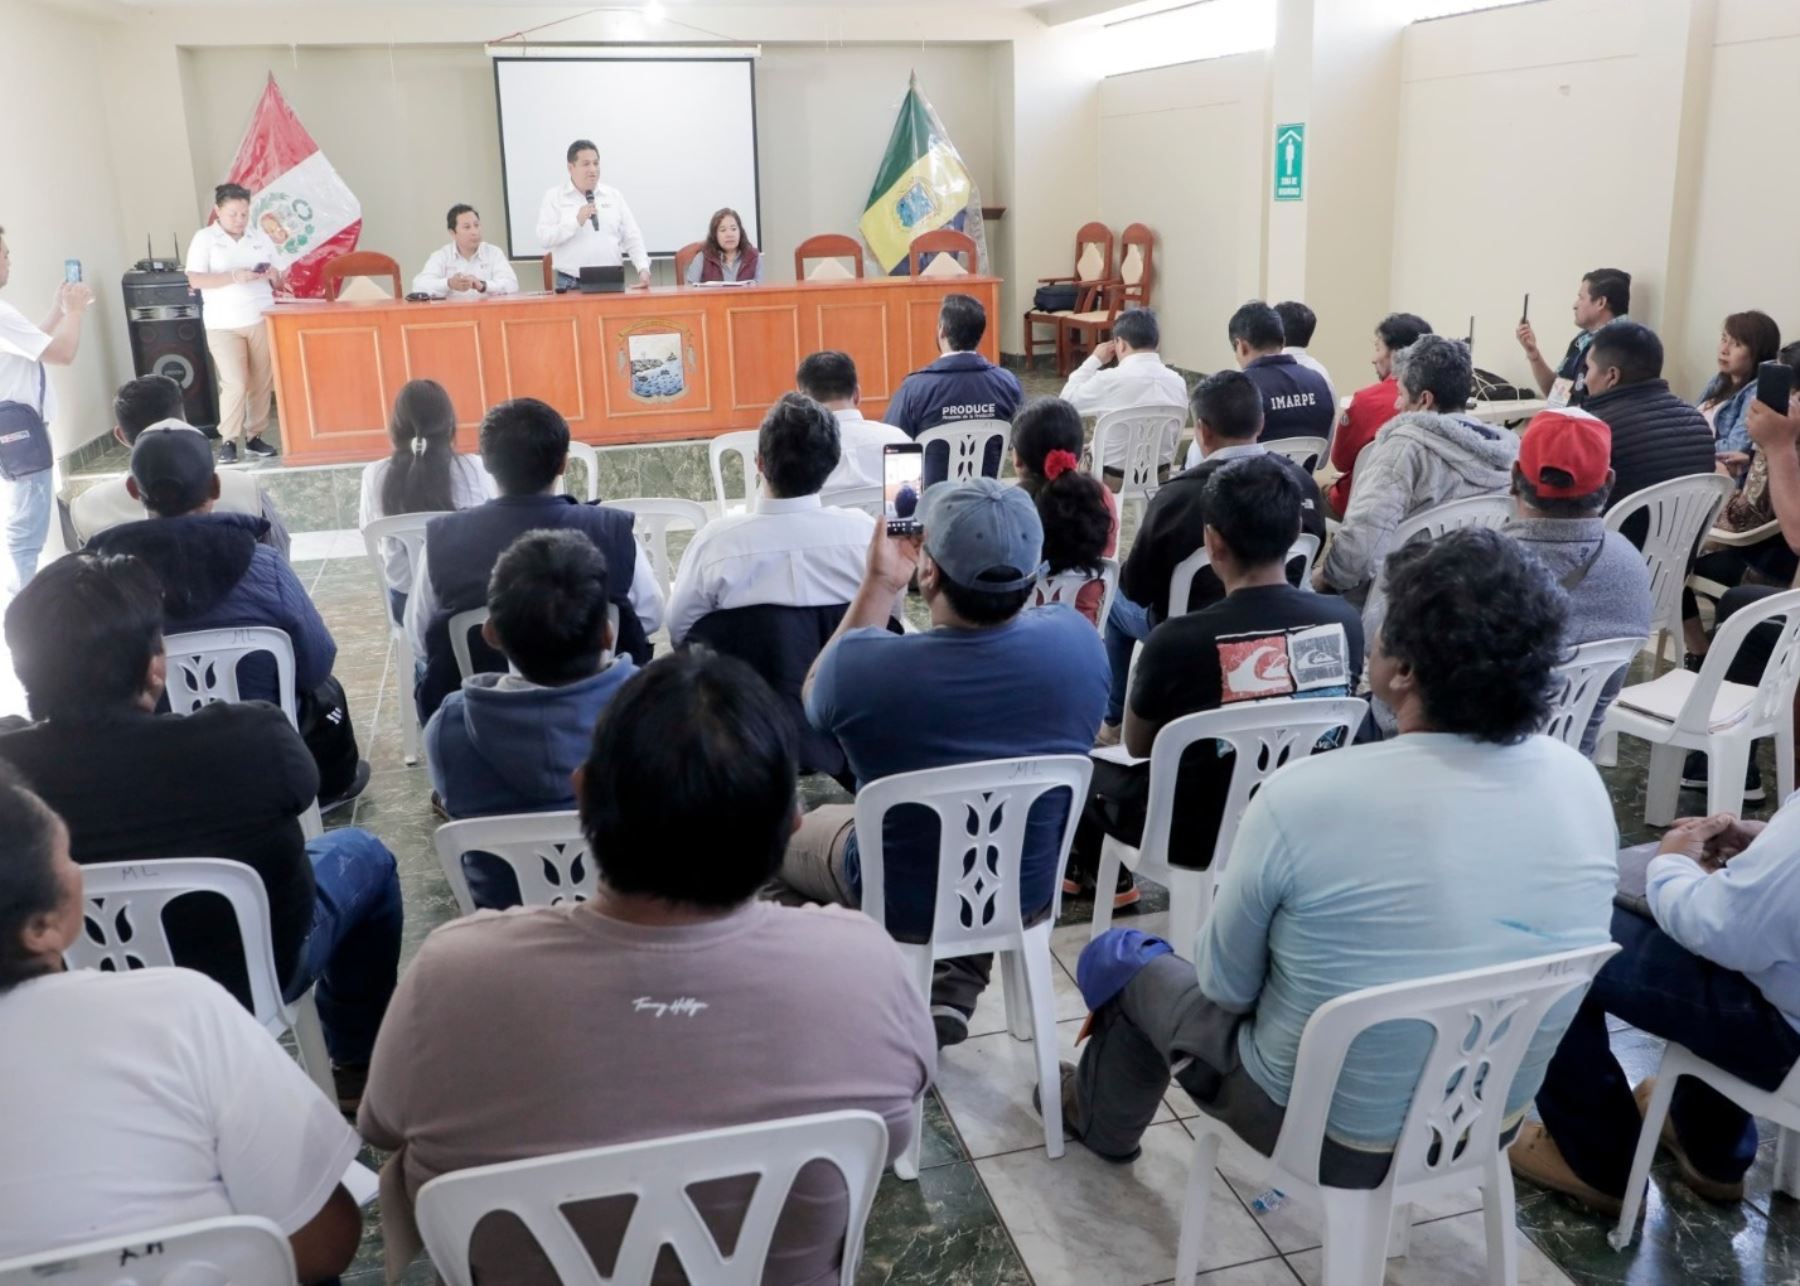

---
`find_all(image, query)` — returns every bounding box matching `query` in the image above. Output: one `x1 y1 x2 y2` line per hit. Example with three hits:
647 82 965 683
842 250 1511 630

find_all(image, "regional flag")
218 76 362 298
859 74 988 276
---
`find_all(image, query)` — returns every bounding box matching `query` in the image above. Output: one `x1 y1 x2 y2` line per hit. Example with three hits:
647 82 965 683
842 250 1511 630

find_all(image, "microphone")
584 190 599 232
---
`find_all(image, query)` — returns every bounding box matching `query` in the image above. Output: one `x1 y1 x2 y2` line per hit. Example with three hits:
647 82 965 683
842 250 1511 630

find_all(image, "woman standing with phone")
184 183 284 464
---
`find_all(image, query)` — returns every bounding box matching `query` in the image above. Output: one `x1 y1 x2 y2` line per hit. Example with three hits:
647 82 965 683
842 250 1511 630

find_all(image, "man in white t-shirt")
797 350 908 496
0 774 363 1276
1274 300 1340 431
1059 307 1189 476
0 226 93 590
535 140 651 290
412 203 519 300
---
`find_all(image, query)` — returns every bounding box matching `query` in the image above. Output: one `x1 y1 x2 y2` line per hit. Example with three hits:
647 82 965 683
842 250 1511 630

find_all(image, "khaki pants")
207 322 273 443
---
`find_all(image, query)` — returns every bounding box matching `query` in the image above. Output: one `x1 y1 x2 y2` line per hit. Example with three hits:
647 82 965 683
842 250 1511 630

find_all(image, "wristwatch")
475 279 487 293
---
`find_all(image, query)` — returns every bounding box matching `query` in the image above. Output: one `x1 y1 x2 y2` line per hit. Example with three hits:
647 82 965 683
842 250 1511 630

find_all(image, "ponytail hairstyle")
381 379 460 516
0 771 66 997
1011 397 1086 499
1036 451 1112 577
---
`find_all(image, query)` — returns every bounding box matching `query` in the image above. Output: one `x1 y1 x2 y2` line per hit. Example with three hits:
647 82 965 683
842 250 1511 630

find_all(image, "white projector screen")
493 56 760 260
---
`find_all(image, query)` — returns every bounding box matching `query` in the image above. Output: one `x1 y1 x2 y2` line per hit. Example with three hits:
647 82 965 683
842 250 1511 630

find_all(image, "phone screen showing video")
883 444 924 536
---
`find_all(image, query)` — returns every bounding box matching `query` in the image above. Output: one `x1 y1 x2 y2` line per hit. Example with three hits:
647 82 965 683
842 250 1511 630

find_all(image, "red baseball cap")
1519 408 1612 499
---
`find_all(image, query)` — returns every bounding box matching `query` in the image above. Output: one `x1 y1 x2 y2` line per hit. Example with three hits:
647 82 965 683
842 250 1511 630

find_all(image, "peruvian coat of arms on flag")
219 76 361 298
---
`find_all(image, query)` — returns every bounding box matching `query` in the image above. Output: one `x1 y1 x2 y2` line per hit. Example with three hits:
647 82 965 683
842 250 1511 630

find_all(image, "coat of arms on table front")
615 322 698 403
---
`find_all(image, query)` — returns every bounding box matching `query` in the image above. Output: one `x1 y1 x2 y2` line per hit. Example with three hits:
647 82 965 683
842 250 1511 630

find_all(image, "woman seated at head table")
686 207 763 285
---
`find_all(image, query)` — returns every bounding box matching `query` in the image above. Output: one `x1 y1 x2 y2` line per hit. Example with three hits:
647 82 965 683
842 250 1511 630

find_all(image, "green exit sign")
1274 123 1306 201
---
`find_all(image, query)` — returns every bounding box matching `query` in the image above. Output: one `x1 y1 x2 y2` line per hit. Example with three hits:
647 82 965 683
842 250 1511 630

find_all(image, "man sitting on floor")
782 478 1109 1046
1057 307 1188 481
0 553 402 1109
797 350 909 495
1057 529 1616 1176
70 374 291 558
361 650 934 1283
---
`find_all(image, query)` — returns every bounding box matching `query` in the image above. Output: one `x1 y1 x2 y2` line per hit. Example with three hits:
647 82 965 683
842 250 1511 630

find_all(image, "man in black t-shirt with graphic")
1066 454 1363 894
1516 268 1630 409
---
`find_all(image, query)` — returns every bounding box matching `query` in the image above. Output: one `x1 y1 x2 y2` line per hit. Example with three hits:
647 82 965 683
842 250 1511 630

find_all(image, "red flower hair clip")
1043 449 1080 481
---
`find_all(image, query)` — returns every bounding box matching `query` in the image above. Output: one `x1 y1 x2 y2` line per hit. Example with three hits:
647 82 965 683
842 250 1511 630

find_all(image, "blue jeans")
282 827 403 1066
1104 595 1152 725
1535 905 1800 1195
5 468 52 590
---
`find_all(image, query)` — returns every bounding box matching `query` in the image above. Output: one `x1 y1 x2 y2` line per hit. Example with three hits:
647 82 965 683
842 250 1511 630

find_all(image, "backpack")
1033 284 1080 312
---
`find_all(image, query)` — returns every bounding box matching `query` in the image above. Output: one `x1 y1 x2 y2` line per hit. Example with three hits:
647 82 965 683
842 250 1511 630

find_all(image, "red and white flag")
219 76 361 298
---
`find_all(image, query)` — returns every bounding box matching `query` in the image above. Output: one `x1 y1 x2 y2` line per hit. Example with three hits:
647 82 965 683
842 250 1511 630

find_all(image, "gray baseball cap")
918 477 1044 593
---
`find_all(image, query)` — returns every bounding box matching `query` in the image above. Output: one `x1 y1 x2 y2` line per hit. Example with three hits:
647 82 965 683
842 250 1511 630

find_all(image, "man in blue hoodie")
425 528 637 906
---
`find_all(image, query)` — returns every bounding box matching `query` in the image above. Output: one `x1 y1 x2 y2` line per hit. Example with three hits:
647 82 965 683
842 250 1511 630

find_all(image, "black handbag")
1033 284 1080 312
0 364 51 481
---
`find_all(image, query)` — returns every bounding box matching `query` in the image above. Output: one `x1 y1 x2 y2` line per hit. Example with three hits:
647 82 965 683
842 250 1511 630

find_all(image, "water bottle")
1250 1187 1287 1215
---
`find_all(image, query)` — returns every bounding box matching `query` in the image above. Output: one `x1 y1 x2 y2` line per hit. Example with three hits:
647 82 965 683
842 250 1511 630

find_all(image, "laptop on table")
577 266 626 294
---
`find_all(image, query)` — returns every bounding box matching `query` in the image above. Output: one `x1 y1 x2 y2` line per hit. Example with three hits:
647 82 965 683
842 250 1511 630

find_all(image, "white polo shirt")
535 181 649 278
184 224 279 331
411 241 520 299
665 494 892 645
821 408 910 493
0 298 54 423
1059 350 1189 471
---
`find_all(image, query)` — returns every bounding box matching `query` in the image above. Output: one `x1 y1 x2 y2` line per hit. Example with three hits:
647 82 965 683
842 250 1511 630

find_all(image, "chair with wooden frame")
1058 223 1156 370
907 229 978 279
322 251 403 302
674 240 707 283
1024 222 1115 375
540 253 555 291
794 234 866 281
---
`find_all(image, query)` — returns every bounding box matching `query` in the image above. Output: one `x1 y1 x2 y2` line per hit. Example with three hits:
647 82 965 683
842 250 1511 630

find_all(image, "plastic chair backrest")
1271 944 1617 1190
607 497 710 597
1264 435 1330 473
1032 557 1120 630
1670 588 1800 738
819 483 884 517
433 811 592 916
708 430 761 510
62 859 288 1030
853 755 1092 957
1140 697 1367 876
561 441 601 502
1390 493 1514 547
1090 404 1186 503
916 420 1010 483
1169 533 1319 617
1603 473 1735 636
414 1110 888 1286
0 1215 295 1285
361 510 446 624
162 626 298 729
1543 636 1646 750
448 607 491 683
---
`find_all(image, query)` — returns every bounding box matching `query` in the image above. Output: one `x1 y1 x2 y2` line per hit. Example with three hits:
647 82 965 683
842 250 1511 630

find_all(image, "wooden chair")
322 250 402 302
674 240 707 283
794 233 866 282
1058 223 1155 370
541 252 555 291
907 228 977 279
1025 221 1114 375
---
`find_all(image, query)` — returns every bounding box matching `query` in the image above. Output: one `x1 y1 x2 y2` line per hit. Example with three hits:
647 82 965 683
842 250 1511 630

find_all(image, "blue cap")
918 477 1044 593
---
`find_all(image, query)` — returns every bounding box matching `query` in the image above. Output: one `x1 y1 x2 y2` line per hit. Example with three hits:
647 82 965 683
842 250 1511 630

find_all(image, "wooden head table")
265 275 1001 465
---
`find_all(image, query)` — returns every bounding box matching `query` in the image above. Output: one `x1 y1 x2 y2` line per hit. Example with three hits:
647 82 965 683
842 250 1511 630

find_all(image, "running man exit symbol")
1274 123 1306 201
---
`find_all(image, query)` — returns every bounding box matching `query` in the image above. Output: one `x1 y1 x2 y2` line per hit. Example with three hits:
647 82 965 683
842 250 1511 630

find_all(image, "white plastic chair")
1604 473 1734 667
1032 556 1120 634
1176 944 1619 1286
709 430 761 515
0 1216 294 1285
1600 588 1800 825
63 858 335 1099
561 441 601 502
1541 636 1647 754
820 483 885 517
1264 434 1330 474
1389 493 1514 547
1168 533 1319 617
607 497 710 598
856 755 1093 1175
361 511 448 767
1089 403 1186 516
447 606 492 683
1610 1043 1800 1250
1689 518 1782 602
916 419 1011 483
1089 697 1368 950
433 811 592 916
414 1111 889 1286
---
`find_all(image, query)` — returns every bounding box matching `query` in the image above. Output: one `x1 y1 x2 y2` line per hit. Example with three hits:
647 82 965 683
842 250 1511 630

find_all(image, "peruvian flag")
219 76 361 298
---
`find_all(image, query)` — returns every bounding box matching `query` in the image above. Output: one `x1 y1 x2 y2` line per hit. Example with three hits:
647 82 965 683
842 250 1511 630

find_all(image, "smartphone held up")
883 442 924 537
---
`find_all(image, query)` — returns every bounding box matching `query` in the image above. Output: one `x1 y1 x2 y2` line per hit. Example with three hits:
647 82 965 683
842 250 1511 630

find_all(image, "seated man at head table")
412 203 518 300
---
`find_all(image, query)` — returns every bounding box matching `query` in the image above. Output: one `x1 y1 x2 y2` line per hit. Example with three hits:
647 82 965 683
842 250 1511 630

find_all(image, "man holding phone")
0 226 94 590
1516 268 1630 408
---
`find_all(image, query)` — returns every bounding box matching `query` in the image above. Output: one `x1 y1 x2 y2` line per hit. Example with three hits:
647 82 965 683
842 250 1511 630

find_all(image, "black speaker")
123 270 219 431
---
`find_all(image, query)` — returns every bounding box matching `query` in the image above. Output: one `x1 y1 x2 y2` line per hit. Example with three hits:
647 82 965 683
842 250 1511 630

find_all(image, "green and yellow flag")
859 74 985 275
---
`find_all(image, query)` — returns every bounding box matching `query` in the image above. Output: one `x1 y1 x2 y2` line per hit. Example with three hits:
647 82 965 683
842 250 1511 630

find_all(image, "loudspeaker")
123 270 219 431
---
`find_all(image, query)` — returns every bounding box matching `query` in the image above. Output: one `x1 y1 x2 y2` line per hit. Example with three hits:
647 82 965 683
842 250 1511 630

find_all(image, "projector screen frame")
491 53 763 263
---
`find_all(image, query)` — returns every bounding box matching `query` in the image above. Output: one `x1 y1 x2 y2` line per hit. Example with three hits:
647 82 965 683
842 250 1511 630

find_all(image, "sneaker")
1062 864 1141 910
243 435 279 459
216 441 238 465
1095 721 1122 749
1508 1121 1623 1217
1679 752 1765 803
930 1006 970 1049
1633 1079 1746 1202
333 1061 369 1115
319 760 372 814
1031 1060 1141 1163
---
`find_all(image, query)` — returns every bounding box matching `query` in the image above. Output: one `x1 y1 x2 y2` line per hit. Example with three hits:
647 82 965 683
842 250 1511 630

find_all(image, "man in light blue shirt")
1059 528 1617 1180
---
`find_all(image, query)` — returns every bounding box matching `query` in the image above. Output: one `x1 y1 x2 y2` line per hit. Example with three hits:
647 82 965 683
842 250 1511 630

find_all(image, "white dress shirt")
1284 346 1339 434
535 181 649 278
411 242 520 299
358 454 496 592
820 408 910 494
184 224 279 332
665 494 895 645
1059 350 1189 471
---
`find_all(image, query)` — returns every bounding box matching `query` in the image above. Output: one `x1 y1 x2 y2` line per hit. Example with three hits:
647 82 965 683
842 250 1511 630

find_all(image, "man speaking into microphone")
535 139 651 290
